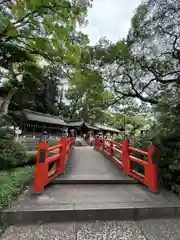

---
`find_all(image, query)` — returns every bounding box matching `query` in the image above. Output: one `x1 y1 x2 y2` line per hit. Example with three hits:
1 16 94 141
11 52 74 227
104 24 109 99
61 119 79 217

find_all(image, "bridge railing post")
102 139 106 152
68 137 74 155
59 137 68 173
122 139 131 175
55 138 63 174
147 147 158 192
33 141 48 194
94 135 99 149
109 141 114 158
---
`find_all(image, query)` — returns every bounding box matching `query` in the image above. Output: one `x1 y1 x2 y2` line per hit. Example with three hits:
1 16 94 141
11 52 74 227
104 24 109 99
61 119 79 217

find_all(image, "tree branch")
0 87 18 119
0 0 10 5
13 3 70 27
113 83 158 104
136 59 179 84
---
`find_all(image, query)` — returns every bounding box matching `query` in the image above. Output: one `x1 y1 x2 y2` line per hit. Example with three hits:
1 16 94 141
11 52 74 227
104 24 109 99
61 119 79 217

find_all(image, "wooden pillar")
23 123 26 137
48 125 51 138
33 125 35 138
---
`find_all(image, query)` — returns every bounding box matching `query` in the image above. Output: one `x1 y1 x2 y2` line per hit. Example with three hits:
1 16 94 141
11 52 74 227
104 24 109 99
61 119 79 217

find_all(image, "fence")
94 137 158 193
33 137 74 194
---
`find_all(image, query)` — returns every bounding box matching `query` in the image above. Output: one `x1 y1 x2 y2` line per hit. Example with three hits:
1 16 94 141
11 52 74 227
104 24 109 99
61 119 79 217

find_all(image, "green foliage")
0 0 89 66
67 74 113 121
114 137 124 143
153 103 180 194
78 1 180 109
0 127 14 140
0 127 27 170
0 42 34 70
135 88 180 195
48 139 60 147
9 65 61 116
0 166 34 209
130 137 149 175
0 0 91 120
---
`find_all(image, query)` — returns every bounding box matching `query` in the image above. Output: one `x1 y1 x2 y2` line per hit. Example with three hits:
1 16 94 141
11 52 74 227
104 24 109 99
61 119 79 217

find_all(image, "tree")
0 45 43 119
0 0 91 121
8 65 62 119
126 0 180 102
66 66 114 122
83 1 180 106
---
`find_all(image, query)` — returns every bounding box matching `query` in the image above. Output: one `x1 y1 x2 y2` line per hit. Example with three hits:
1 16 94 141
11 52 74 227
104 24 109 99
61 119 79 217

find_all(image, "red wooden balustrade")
94 137 158 193
33 137 74 194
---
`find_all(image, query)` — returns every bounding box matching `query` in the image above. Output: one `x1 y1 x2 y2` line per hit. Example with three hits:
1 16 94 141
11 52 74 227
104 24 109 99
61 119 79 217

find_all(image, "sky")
82 0 142 45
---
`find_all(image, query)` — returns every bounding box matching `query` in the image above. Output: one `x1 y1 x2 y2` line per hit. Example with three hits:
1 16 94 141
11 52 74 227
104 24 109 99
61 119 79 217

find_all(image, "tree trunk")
0 87 17 120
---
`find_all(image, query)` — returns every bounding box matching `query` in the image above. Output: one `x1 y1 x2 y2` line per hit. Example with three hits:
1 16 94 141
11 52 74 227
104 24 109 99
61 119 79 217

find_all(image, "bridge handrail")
33 137 74 194
94 137 158 193
129 146 148 156
48 143 62 152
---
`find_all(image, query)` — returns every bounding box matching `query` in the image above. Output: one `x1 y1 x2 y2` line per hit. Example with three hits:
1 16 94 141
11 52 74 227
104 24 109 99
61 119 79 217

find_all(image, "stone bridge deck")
54 146 137 183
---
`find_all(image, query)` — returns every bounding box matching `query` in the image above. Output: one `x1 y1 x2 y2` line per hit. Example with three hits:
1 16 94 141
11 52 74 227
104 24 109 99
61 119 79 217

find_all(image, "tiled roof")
94 123 120 133
67 121 99 130
23 110 67 126
66 121 84 127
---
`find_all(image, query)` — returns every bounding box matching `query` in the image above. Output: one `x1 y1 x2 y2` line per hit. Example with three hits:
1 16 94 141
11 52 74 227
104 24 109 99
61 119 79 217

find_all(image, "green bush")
0 166 34 209
114 136 124 143
136 91 180 195
48 139 60 147
0 139 27 170
0 127 14 140
130 140 148 175
114 135 148 174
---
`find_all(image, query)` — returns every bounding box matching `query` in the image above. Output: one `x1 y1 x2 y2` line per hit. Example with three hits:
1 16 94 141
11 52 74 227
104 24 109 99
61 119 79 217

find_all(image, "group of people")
98 132 118 140
83 131 119 145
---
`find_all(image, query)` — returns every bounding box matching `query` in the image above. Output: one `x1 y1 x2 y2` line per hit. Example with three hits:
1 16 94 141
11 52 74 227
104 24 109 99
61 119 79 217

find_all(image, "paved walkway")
54 146 136 183
2 219 180 240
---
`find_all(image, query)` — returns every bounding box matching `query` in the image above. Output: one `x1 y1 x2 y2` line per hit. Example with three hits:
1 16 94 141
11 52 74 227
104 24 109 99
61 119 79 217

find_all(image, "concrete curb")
1 204 180 226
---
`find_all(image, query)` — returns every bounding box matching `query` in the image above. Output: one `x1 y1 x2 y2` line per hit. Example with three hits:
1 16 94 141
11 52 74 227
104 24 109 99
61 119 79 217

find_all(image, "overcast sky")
82 0 142 45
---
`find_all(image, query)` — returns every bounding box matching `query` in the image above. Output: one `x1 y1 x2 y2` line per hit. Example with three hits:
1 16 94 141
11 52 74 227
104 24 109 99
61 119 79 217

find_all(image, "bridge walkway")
53 146 137 183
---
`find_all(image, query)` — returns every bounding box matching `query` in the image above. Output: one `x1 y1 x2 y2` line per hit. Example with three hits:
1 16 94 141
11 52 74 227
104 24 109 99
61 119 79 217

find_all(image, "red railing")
33 137 74 194
94 137 158 193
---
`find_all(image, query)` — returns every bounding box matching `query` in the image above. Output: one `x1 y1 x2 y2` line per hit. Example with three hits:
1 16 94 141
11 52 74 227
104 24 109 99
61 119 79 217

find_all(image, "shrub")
0 139 27 170
136 91 180 195
48 139 59 147
0 127 14 140
114 136 124 143
0 166 34 209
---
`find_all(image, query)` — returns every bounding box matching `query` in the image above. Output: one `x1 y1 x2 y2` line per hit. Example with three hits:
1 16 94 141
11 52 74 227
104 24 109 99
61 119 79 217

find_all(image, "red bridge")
3 136 180 225
34 136 158 194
